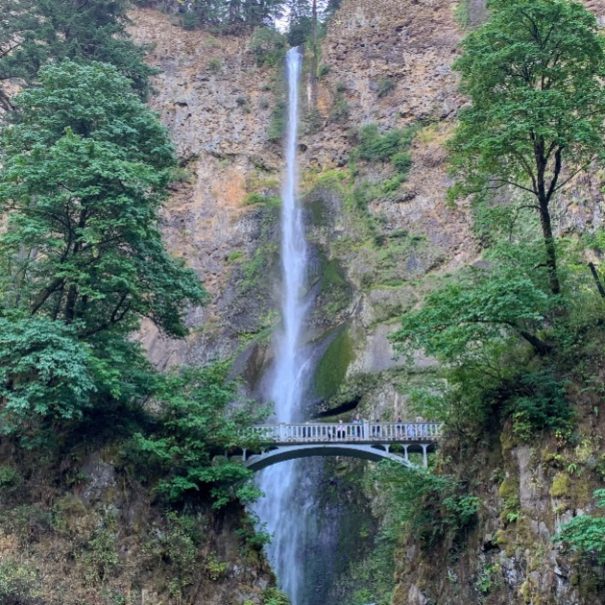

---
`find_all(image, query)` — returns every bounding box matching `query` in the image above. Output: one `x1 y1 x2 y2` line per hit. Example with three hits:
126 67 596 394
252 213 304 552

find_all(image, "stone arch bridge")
239 422 441 471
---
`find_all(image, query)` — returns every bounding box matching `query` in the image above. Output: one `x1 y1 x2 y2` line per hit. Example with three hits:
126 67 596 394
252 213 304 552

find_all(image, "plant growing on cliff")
555 489 605 564
449 0 605 295
373 463 479 550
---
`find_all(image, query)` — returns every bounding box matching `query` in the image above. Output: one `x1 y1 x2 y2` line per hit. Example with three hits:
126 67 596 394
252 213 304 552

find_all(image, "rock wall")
129 9 283 372
0 445 275 605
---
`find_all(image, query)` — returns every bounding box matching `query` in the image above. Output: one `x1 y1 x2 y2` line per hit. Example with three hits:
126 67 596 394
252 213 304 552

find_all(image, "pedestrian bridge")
240 422 441 471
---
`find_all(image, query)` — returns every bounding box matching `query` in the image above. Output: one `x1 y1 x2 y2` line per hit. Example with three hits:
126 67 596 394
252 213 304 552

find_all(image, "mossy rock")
550 472 570 498
313 328 355 400
498 476 519 501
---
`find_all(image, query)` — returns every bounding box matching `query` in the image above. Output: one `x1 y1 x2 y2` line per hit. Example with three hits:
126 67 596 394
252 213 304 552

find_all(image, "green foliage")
0 61 204 340
263 587 290 605
0 317 96 439
453 0 471 28
555 489 605 563
449 0 605 295
329 91 350 123
391 255 552 362
451 0 605 197
143 512 202 597
351 123 416 191
83 523 120 583
506 369 572 440
374 463 479 549
0 0 153 100
0 61 203 444
141 0 284 32
207 57 222 72
356 124 415 164
244 192 281 207
131 362 263 508
268 99 287 142
0 559 38 603
0 465 20 490
250 27 287 67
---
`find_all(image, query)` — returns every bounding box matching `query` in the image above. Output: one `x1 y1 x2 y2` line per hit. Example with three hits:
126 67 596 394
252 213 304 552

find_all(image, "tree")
0 61 204 438
132 363 264 508
0 60 205 340
140 0 285 30
0 0 153 105
392 265 552 360
449 0 605 295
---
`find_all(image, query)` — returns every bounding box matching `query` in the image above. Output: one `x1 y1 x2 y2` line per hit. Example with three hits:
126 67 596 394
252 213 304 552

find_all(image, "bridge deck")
251 421 440 445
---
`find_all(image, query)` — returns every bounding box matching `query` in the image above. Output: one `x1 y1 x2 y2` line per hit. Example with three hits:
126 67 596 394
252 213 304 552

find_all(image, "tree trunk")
588 262 605 299
534 138 561 295
538 197 561 295
519 330 552 356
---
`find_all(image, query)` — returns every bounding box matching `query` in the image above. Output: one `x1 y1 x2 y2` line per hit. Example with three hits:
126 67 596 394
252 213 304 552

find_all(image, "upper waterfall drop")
270 46 308 425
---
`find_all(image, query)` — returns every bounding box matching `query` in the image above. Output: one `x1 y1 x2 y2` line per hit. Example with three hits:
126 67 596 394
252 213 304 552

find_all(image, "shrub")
207 57 222 72
330 95 350 123
0 466 21 490
377 77 396 98
356 124 416 163
375 463 479 549
263 588 290 605
318 64 330 78
504 369 572 440
0 560 37 603
555 489 605 563
392 151 412 175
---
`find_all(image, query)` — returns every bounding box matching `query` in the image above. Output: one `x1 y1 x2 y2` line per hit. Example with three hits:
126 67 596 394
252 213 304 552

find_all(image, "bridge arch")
243 443 429 471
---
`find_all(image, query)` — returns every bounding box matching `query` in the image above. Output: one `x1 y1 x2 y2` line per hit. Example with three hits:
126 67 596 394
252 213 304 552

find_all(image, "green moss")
454 0 471 28
498 476 521 523
226 250 244 263
317 255 352 316
244 192 281 207
314 328 355 399
550 472 570 498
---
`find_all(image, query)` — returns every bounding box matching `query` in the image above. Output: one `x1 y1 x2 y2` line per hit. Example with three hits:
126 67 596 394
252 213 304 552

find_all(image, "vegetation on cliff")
385 1 605 600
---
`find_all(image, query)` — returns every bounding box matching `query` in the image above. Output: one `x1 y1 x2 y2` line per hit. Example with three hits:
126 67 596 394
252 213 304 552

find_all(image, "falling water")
253 47 311 604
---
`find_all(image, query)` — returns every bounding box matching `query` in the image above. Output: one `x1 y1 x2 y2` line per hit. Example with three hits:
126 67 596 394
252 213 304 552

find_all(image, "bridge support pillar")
242 448 247 462
402 445 409 462
421 444 429 468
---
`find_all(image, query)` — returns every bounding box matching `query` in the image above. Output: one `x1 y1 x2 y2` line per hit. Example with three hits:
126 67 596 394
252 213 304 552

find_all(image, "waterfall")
253 47 311 604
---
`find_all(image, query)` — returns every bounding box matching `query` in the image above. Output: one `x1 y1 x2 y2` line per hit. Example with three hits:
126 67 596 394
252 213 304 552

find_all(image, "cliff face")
123 1 605 604
0 444 275 605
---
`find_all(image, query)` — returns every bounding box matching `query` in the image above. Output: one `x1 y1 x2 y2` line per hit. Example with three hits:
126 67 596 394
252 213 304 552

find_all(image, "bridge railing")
250 421 441 444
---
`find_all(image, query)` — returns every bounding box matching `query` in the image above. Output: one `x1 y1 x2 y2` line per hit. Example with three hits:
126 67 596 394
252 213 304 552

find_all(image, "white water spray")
253 47 310 604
